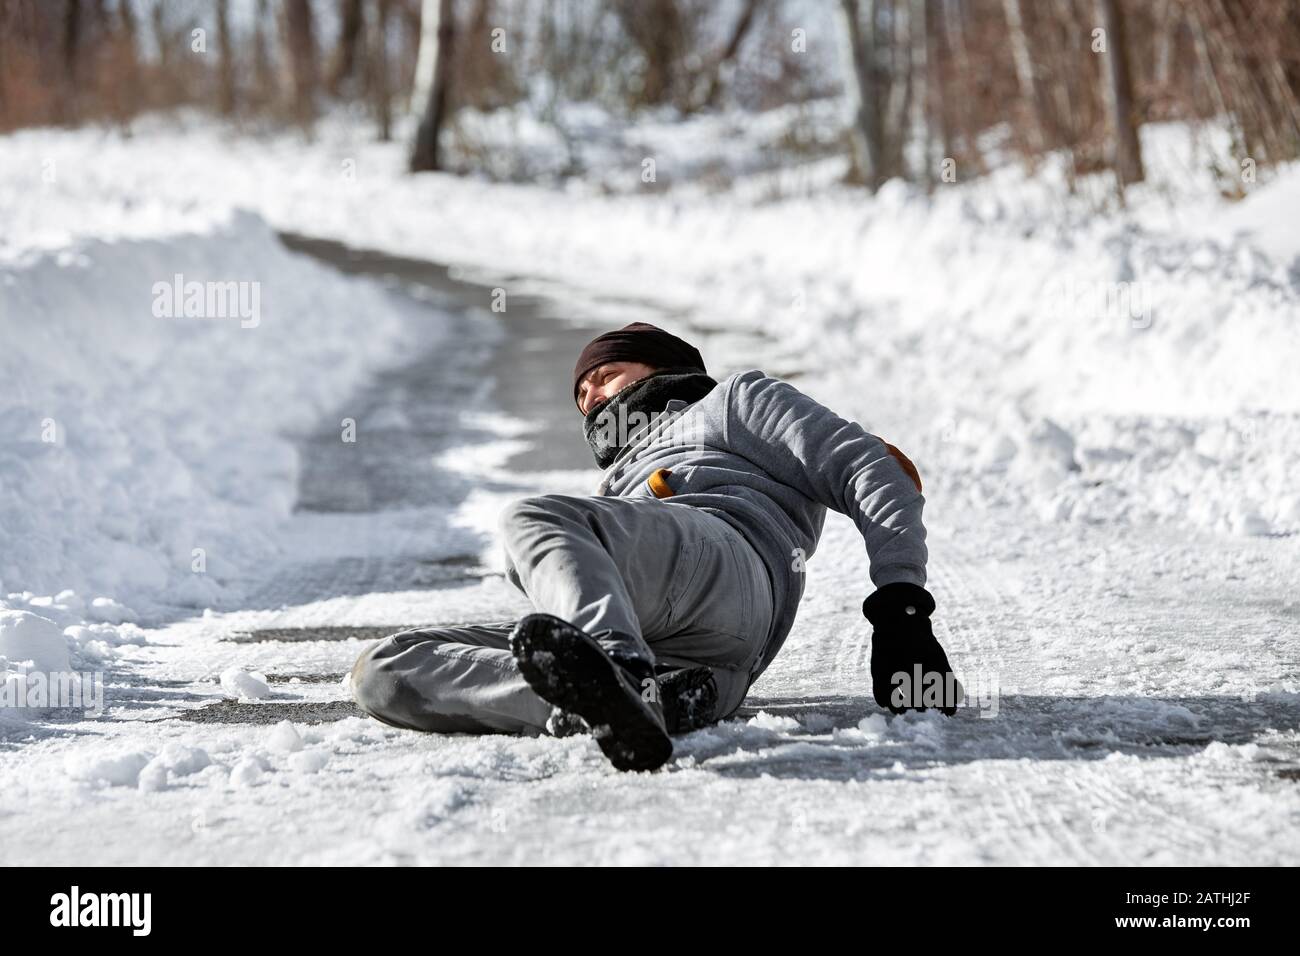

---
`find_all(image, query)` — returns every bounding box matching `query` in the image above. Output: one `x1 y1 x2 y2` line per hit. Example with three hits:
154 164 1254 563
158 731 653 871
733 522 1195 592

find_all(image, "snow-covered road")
3 233 1297 865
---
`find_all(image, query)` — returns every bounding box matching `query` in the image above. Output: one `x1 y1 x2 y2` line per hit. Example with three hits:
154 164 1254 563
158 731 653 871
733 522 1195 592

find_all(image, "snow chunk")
0 610 71 674
1200 741 1264 762
1230 506 1272 537
856 713 889 738
229 755 269 788
66 621 146 664
87 597 137 625
151 742 212 778
68 749 153 788
138 761 170 793
1024 417 1079 473
747 711 800 733
220 667 270 700
287 750 330 774
268 720 305 753
800 713 837 734
65 622 147 648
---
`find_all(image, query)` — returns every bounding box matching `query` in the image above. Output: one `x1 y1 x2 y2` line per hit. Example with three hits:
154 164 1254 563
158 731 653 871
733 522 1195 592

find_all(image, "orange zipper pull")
647 468 675 499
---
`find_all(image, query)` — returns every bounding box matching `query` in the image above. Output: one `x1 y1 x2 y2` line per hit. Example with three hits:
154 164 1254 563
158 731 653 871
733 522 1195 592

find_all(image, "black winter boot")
657 664 719 734
510 613 673 772
546 664 718 738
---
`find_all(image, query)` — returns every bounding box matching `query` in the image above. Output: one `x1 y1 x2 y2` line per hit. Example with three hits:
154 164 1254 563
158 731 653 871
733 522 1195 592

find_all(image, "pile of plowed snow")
0 211 430 613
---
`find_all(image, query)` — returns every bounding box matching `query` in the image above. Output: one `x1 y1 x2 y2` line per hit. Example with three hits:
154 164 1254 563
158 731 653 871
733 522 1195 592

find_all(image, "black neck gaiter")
582 369 718 468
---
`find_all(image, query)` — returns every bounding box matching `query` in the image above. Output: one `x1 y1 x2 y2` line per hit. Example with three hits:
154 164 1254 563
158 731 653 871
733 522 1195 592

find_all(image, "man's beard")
582 369 718 468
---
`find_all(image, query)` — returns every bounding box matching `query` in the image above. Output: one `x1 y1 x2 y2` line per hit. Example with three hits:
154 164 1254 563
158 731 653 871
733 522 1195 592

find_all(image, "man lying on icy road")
350 322 962 772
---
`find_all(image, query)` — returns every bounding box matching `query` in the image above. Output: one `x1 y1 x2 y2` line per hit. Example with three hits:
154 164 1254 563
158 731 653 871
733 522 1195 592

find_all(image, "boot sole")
511 614 673 772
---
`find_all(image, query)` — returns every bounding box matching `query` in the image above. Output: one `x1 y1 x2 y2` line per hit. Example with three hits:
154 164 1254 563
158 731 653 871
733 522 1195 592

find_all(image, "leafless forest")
1 1 1298 191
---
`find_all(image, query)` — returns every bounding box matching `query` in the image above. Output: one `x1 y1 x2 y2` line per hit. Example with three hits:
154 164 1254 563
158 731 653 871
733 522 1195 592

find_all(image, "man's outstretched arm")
723 371 961 714
721 370 927 586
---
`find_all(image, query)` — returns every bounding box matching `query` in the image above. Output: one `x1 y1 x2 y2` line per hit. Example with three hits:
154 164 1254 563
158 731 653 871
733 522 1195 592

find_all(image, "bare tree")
839 0 914 188
410 0 455 171
457 0 515 110
328 0 365 96
252 0 275 108
114 0 140 113
370 0 394 141
1152 0 1175 90
910 0 931 188
282 0 318 125
698 0 765 110
0 6 9 117
61 0 81 123
1001 0 1047 155
613 0 686 108
937 0 986 177
1195 0 1300 167
1096 0 1145 189
882 0 913 178
838 0 884 187
117 0 137 48
1045 0 1080 189
215 0 235 115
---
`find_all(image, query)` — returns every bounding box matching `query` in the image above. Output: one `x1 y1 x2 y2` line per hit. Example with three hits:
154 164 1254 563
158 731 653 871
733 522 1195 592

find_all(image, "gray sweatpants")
350 494 775 735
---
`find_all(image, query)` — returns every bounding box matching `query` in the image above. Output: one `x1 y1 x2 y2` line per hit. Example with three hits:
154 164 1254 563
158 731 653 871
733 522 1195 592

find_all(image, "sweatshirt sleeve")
723 371 927 587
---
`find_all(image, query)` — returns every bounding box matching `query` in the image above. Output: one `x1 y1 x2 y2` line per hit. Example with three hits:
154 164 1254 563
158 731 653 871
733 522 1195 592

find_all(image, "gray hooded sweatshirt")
596 369 928 675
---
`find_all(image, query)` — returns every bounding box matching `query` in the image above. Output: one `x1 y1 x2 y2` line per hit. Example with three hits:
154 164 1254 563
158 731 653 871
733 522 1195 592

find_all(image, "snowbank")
0 607 133 727
0 210 428 614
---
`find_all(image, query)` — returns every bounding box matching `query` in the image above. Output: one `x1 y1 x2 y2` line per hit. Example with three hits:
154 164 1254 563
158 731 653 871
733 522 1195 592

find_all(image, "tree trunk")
0 5 8 118
1206 0 1290 164
282 0 318 126
614 0 685 108
700 0 764 110
370 0 393 141
1046 0 1079 189
883 0 912 177
410 0 455 172
61 0 81 124
215 0 235 114
1152 0 1174 90
941 0 985 176
110 0 140 122
910 0 931 188
328 0 365 96
118 0 137 45
252 0 274 108
1188 3 1235 150
1096 0 1145 188
1001 0 1046 155
837 0 885 187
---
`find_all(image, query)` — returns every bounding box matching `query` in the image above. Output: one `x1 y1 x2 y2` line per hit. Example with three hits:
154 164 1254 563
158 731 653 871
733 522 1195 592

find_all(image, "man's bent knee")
498 494 598 557
350 637 415 729
500 494 567 536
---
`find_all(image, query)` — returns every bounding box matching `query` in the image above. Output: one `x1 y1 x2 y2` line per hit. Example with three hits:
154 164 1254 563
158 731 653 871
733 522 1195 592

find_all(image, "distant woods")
1 0 1297 191
836 0 1300 194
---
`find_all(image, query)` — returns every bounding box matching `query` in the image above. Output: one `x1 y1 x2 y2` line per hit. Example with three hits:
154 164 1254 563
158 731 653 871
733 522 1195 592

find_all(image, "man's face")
576 361 657 416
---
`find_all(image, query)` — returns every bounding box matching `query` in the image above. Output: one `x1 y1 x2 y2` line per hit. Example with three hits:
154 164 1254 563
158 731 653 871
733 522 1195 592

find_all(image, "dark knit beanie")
572 322 707 406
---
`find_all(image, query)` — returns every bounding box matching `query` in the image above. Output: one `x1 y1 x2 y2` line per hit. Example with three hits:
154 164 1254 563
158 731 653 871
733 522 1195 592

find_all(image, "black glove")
863 582 962 716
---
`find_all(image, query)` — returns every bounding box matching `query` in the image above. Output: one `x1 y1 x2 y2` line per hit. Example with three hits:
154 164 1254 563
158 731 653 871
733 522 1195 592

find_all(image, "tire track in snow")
928 526 1274 864
928 542 1094 864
